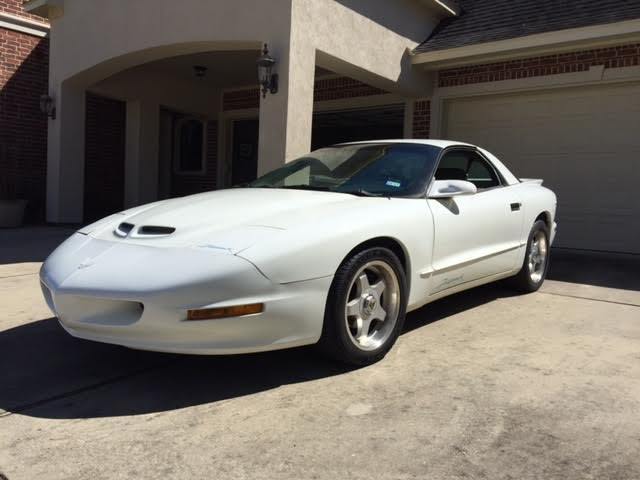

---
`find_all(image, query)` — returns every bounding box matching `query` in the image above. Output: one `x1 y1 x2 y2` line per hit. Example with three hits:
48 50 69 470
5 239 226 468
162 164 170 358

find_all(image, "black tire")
508 219 551 293
318 247 407 366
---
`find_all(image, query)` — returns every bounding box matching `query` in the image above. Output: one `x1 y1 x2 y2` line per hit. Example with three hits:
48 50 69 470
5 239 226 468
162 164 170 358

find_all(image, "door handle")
510 202 521 212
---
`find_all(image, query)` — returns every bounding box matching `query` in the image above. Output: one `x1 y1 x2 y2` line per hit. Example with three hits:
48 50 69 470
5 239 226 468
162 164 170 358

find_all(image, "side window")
435 150 501 190
435 151 468 181
467 154 500 189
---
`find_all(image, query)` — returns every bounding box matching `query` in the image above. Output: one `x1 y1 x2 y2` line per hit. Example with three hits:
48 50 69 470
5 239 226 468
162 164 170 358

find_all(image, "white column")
257 42 315 176
46 81 86 223
125 101 160 207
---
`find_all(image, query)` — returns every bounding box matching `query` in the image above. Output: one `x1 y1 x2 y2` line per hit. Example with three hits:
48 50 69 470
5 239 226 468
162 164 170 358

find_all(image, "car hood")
86 188 360 253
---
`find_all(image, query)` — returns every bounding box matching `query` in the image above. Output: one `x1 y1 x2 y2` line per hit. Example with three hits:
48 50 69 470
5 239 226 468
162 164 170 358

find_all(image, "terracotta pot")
0 199 28 227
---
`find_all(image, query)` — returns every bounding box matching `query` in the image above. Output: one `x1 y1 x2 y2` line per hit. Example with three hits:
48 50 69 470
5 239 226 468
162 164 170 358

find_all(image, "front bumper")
40 233 331 354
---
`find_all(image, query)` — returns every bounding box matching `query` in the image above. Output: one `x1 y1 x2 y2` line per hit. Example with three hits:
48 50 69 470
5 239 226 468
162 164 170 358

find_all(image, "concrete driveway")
1 228 639 480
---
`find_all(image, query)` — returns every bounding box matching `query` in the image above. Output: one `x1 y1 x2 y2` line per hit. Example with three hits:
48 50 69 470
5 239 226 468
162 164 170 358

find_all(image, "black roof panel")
415 0 640 54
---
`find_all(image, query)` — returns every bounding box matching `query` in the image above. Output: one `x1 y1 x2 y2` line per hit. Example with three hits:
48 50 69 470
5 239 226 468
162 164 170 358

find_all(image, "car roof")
337 139 475 149
336 139 520 186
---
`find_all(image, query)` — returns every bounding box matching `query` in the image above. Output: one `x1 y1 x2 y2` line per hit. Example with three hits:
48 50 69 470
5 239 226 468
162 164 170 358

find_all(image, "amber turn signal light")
187 303 264 321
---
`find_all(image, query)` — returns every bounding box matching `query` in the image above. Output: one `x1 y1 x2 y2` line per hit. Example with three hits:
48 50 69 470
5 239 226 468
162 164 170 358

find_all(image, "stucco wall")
41 0 442 222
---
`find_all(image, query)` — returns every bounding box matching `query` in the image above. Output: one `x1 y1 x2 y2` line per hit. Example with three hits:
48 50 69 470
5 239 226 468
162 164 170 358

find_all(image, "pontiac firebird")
40 140 557 365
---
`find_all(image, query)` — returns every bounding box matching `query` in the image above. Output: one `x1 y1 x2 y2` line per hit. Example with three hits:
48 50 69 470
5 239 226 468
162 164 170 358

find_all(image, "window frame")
172 116 207 176
429 146 506 194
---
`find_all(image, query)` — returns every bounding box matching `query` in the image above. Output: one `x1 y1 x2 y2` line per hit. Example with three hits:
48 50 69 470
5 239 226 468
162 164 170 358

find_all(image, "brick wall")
412 100 430 139
0 27 49 221
313 76 387 102
171 121 218 197
438 43 640 88
84 93 126 222
223 76 389 111
412 42 640 139
0 0 48 23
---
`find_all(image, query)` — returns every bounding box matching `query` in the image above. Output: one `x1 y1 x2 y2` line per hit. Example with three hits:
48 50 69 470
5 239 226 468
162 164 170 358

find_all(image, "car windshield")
247 143 441 197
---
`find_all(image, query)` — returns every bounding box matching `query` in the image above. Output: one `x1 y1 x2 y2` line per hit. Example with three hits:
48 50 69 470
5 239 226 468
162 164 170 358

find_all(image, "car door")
426 148 523 294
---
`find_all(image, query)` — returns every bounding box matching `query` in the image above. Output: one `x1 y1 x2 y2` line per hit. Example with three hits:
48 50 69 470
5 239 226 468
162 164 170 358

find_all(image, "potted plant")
0 147 28 228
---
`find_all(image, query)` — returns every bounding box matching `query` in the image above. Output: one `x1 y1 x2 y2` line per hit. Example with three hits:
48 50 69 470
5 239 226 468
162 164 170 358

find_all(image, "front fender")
238 197 434 291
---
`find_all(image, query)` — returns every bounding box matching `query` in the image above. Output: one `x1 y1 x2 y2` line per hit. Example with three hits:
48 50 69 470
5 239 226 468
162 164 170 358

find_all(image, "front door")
84 93 126 223
427 148 523 294
231 119 259 186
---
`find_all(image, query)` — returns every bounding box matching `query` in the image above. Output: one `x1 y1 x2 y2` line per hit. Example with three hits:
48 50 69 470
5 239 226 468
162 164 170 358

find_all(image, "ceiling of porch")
114 50 335 89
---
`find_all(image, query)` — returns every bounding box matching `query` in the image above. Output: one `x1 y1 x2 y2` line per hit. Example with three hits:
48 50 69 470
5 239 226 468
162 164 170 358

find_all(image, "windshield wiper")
280 185 333 192
343 189 385 197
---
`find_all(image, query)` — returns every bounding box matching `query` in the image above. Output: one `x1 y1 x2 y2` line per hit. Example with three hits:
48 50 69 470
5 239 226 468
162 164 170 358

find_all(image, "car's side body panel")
426 185 523 294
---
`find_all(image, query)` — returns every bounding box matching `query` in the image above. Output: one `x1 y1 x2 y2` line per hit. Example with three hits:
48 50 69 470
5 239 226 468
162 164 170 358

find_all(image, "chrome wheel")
344 260 401 352
528 230 548 283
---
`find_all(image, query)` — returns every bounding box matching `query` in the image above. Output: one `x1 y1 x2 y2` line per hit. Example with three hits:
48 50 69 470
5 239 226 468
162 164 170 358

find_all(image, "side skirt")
406 269 518 313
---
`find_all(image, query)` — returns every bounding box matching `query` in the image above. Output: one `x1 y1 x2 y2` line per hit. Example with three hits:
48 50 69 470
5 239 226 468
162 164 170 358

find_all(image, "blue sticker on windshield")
386 180 401 188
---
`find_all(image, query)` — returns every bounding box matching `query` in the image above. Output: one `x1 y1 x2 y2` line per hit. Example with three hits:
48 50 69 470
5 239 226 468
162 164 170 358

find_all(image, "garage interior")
311 104 405 150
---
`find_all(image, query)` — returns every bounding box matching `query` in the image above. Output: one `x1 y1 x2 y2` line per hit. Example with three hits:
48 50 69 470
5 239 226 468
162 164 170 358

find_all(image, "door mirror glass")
428 179 477 199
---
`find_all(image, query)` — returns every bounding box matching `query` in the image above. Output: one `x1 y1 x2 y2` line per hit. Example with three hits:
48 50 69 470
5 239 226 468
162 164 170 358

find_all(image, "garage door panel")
559 212 640 252
443 82 640 253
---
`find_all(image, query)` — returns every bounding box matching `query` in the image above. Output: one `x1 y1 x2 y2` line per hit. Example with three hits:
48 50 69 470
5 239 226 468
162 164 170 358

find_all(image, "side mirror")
428 179 477 199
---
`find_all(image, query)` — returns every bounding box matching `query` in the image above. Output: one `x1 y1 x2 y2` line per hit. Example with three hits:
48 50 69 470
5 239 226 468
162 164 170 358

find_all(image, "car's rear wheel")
509 219 550 293
318 247 407 365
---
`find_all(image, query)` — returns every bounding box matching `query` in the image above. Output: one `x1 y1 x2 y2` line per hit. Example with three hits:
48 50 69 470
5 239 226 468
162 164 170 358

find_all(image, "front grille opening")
115 222 135 237
138 225 176 236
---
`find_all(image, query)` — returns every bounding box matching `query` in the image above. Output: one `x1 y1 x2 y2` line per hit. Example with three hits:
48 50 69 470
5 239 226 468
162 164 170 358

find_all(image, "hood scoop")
138 225 176 236
115 222 176 238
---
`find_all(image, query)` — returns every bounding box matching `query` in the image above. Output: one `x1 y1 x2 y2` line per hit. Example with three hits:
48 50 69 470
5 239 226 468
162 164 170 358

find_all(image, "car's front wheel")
318 247 407 366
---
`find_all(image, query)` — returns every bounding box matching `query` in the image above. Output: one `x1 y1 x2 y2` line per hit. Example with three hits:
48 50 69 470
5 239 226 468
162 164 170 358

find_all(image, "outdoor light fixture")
39 94 56 120
193 65 208 78
257 43 278 98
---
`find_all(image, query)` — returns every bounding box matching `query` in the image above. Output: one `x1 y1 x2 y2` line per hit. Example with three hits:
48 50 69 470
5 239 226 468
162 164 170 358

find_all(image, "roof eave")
412 18 640 70
23 0 63 19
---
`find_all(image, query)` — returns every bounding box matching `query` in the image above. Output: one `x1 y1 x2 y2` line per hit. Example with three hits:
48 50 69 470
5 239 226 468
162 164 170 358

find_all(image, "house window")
174 117 206 174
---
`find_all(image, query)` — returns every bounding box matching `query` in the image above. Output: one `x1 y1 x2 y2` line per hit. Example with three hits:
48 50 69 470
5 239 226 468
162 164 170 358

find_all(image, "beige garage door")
444 82 640 254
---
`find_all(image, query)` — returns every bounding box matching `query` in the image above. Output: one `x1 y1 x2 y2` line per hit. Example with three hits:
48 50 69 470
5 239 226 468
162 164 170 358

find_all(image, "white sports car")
40 140 557 365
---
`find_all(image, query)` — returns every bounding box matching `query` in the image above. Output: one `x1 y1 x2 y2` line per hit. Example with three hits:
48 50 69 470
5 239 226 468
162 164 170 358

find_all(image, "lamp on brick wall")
256 44 278 98
39 94 56 120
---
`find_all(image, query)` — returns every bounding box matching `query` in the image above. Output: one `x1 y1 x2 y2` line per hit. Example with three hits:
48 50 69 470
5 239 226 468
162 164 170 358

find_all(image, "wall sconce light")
40 94 56 120
193 65 208 78
257 44 278 98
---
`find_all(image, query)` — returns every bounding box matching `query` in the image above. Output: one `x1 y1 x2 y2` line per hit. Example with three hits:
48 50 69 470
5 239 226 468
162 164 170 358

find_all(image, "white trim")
431 0 459 16
412 19 640 69
0 12 49 37
417 0 459 16
430 64 640 138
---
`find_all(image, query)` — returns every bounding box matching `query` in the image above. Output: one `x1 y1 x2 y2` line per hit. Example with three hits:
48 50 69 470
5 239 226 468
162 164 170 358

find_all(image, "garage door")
443 82 640 254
